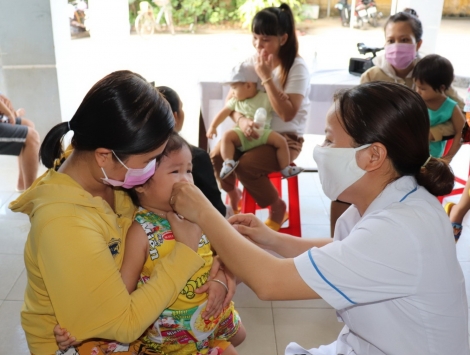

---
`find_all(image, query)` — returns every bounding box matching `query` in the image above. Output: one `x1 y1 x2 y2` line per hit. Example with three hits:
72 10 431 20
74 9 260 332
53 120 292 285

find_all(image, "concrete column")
394 0 445 54
0 0 69 140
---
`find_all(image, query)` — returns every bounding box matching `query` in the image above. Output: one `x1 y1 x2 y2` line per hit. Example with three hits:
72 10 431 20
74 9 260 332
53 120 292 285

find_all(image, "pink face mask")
101 151 156 189
385 43 417 70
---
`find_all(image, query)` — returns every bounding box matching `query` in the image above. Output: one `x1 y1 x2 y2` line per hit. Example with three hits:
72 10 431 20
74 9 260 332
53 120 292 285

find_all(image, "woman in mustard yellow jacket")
9 71 207 355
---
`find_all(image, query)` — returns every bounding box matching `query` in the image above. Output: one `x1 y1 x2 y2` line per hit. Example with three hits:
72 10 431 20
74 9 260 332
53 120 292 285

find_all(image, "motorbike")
348 42 383 76
335 0 383 29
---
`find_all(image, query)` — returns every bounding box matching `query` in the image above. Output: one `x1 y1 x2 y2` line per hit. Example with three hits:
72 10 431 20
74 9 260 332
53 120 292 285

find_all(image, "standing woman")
211 3 310 230
9 71 205 354
172 82 469 355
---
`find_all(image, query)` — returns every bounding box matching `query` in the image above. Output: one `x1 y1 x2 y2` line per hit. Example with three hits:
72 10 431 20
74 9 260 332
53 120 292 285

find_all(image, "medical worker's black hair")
334 82 454 197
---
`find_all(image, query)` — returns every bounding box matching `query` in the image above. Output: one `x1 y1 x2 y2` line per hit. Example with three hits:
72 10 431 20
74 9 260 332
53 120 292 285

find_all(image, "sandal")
265 212 289 232
444 202 463 241
220 160 239 180
280 165 304 179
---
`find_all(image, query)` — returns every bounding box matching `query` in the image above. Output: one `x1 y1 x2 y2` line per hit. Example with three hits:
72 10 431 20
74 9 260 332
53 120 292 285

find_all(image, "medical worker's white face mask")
313 144 371 201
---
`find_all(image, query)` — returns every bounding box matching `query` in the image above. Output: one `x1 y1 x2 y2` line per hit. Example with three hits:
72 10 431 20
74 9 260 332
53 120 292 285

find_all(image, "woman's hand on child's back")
167 212 202 252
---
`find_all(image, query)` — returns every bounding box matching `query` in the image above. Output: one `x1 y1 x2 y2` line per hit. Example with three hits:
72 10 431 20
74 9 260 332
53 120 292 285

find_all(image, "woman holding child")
210 3 310 230
10 71 238 355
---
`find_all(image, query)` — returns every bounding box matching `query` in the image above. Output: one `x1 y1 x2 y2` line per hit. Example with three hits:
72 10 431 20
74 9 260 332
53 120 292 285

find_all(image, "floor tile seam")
270 303 279 355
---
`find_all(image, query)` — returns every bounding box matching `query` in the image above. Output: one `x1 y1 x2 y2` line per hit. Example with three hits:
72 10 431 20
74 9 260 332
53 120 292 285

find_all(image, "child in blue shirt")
413 54 465 161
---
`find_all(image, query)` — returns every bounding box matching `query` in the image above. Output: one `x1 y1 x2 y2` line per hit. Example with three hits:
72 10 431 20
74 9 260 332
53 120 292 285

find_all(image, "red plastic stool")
240 172 302 237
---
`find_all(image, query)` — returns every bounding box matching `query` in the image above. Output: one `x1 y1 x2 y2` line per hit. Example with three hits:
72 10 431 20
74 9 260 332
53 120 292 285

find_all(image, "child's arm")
120 221 149 293
442 106 465 162
207 106 234 139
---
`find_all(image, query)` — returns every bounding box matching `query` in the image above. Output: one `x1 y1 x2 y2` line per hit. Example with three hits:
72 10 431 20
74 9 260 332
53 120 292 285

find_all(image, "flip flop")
444 202 463 241
265 212 289 232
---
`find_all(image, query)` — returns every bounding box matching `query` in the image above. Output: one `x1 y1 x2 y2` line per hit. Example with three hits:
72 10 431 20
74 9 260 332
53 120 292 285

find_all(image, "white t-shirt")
294 176 469 355
245 56 310 136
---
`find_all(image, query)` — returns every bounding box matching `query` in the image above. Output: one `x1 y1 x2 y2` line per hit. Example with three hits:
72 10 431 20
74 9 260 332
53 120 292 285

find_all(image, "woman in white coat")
170 82 469 355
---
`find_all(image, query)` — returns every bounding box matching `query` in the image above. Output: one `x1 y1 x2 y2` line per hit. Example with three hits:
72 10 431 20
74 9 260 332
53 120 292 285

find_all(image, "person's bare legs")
236 134 302 226
229 322 246 347
15 116 37 191
219 322 246 354
221 130 242 162
221 345 238 354
18 125 40 190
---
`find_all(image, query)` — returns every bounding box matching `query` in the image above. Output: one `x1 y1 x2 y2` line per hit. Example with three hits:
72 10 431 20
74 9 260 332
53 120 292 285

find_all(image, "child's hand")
206 127 217 139
196 269 228 320
53 325 81 351
278 91 289 101
167 212 202 252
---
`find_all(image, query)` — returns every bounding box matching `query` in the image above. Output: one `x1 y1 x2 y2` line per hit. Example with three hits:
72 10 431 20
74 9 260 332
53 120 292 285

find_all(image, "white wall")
392 0 445 54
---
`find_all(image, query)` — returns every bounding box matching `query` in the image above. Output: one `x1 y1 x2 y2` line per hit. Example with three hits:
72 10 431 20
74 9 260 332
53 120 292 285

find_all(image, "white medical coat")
292 176 469 355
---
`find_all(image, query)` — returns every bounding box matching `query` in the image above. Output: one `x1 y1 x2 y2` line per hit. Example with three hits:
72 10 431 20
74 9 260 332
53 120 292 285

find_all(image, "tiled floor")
1 142 469 354
0 153 340 355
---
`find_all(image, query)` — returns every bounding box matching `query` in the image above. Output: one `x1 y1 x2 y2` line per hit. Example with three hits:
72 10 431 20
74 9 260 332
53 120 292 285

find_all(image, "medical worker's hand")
167 211 202 252
170 182 213 223
229 213 277 249
53 325 81 351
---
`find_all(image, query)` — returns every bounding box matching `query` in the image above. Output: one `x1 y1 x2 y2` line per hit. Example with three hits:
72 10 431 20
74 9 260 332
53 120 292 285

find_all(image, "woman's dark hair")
384 9 423 42
334 82 454 196
412 54 454 92
128 131 192 206
157 86 181 114
40 70 174 168
252 3 298 88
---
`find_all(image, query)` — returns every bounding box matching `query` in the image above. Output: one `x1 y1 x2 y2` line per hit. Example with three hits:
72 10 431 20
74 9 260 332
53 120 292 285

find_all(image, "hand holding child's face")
137 146 194 212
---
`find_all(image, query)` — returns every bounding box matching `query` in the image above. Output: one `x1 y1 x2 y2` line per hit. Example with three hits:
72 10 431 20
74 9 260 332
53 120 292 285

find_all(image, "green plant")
171 0 239 25
238 0 305 28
